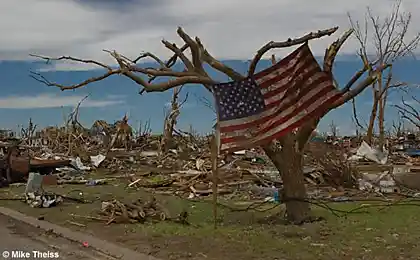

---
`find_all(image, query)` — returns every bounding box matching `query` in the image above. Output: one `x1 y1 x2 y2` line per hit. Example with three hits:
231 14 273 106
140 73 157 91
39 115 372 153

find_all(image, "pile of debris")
97 197 188 225
306 143 359 187
0 133 365 202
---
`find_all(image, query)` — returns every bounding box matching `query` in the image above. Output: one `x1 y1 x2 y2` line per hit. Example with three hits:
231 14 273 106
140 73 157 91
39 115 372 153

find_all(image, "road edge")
0 206 161 260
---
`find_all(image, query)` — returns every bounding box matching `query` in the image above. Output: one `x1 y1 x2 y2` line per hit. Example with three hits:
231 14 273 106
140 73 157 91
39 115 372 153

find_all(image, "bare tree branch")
29 54 113 70
248 27 339 76
176 27 204 73
195 94 216 113
323 29 354 73
147 43 189 82
395 96 420 129
132 52 166 67
161 40 194 70
196 37 244 81
391 120 403 136
30 27 343 95
351 98 367 130
30 70 120 90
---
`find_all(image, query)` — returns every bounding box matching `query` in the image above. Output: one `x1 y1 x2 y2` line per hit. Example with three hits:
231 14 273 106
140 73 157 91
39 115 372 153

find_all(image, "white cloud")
1 0 419 71
0 94 124 109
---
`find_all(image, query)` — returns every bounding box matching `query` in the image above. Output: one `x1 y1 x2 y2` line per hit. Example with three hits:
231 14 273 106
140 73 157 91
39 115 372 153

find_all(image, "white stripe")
219 77 332 130
220 88 339 151
220 81 335 139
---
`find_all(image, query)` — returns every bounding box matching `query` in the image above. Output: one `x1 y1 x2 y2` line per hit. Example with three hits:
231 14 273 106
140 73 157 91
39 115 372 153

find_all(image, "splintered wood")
306 143 359 188
97 197 188 225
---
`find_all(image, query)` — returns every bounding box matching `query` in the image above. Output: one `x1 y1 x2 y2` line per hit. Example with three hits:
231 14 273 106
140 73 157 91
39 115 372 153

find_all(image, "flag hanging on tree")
212 42 342 153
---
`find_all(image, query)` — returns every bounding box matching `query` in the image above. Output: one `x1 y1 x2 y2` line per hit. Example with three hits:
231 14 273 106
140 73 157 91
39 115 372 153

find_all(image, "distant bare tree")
20 118 37 146
348 0 420 148
391 119 404 136
328 120 339 137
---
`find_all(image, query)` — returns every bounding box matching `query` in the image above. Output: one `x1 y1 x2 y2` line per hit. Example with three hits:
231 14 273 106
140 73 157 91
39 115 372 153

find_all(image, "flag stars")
212 77 266 121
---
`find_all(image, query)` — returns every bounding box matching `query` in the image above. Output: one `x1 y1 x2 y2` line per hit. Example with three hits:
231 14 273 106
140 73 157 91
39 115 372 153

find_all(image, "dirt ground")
1 169 420 260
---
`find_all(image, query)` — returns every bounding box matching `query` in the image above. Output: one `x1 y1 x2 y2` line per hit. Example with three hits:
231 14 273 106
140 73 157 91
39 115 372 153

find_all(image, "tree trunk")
377 72 385 151
161 120 174 153
378 96 385 150
263 139 310 224
160 87 182 153
366 89 379 145
260 55 310 224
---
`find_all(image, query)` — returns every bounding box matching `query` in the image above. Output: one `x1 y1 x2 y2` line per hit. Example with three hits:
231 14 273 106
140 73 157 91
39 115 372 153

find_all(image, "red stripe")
257 53 314 89
265 74 330 109
254 44 310 80
260 84 335 134
262 65 320 101
221 93 342 153
220 74 332 133
220 84 336 144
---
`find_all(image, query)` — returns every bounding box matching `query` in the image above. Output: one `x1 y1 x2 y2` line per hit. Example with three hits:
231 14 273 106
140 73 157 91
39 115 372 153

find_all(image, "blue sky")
1 0 419 135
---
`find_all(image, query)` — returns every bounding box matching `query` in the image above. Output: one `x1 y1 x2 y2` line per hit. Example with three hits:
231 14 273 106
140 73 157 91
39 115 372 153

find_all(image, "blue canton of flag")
212 78 266 121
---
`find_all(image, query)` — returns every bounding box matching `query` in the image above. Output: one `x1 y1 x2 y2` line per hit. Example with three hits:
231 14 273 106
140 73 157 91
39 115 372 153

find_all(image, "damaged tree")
329 120 339 138
20 118 37 146
161 86 188 154
65 95 89 155
31 26 387 224
348 0 420 147
108 115 133 151
391 120 404 137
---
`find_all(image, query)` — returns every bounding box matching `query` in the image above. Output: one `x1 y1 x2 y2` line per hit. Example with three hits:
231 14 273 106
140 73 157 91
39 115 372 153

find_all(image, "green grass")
1 175 420 260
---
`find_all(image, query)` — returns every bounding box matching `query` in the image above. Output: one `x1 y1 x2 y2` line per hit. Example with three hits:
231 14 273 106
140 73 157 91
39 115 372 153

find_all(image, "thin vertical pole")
211 133 219 229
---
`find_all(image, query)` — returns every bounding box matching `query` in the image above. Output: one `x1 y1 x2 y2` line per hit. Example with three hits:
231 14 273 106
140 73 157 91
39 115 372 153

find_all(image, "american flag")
212 43 342 153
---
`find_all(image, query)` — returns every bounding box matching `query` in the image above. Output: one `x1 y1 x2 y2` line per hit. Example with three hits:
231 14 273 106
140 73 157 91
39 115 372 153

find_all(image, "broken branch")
248 27 339 76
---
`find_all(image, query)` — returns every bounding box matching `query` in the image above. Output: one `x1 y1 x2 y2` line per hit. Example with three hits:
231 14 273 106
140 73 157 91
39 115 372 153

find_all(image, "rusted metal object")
29 158 71 175
30 158 71 169
9 155 30 179
0 145 71 185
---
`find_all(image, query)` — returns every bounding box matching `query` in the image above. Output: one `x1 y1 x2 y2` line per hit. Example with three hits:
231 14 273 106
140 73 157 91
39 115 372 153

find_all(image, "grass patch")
1 176 420 260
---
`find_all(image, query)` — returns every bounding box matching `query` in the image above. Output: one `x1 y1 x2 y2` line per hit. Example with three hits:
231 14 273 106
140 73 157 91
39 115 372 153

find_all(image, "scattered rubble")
2 116 420 223
25 193 63 208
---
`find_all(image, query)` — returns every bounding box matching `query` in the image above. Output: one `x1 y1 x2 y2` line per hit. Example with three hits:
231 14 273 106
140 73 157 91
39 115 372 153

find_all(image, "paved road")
0 215 115 260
